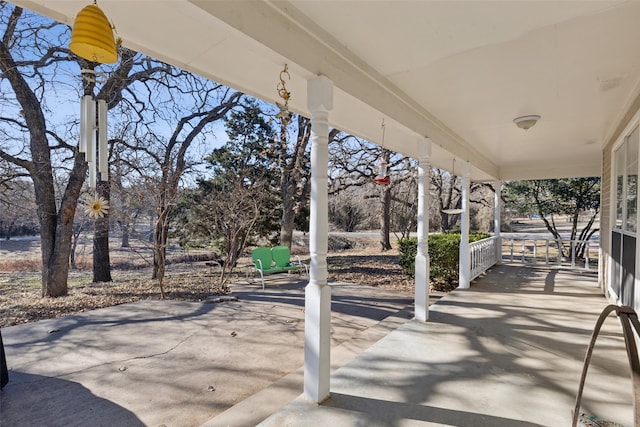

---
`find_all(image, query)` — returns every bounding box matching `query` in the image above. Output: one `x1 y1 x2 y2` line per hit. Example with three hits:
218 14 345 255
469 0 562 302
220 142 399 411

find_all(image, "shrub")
398 232 490 286
428 234 461 283
398 238 418 276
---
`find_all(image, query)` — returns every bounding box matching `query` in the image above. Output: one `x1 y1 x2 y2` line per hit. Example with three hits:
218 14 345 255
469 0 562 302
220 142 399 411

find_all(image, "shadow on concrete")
260 264 631 426
544 269 557 292
1 372 144 426
5 300 220 351
231 281 414 323
324 393 544 426
3 276 420 426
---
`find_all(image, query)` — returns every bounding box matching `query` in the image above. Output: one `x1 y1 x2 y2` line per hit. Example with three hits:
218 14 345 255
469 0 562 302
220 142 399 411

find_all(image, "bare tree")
109 147 149 249
90 48 194 283
431 167 494 232
0 178 37 240
0 5 194 295
184 176 274 286
277 114 312 249
390 164 418 239
329 134 413 250
431 168 461 232
0 5 88 296
328 188 372 232
114 85 243 296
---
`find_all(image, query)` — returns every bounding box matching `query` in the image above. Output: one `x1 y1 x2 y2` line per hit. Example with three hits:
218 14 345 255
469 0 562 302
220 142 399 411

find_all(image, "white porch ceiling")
11 0 640 181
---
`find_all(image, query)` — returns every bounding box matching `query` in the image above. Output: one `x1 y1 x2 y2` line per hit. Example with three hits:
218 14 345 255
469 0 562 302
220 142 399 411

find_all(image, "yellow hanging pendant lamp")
69 2 119 64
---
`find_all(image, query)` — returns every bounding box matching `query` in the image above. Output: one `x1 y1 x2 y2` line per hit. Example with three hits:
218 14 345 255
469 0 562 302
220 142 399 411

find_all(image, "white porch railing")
501 237 598 271
470 236 500 280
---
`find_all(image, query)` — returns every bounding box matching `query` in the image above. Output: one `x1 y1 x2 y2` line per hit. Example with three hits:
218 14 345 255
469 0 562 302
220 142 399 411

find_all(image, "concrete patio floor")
260 265 634 427
0 276 415 427
1 265 634 426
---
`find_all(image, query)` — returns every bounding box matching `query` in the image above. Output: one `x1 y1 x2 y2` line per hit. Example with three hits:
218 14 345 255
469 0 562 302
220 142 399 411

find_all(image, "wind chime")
68 1 120 218
69 1 120 64
79 73 108 189
79 71 110 219
374 119 391 185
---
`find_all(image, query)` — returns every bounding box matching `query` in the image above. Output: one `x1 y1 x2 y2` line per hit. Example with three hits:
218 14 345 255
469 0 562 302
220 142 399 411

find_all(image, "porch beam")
304 74 333 404
415 137 431 322
459 161 471 289
190 1 499 179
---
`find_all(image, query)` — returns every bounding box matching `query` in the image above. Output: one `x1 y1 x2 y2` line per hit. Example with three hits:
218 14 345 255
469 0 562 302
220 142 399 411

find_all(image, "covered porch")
259 264 630 427
1 264 630 426
5 1 637 423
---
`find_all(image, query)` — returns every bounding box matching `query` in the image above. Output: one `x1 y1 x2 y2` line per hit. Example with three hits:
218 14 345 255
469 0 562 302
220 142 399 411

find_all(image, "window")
614 125 639 233
616 146 625 228
612 124 639 308
626 127 638 232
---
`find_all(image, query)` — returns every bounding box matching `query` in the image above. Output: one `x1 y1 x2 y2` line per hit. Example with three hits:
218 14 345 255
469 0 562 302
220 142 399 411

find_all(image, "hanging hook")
276 64 292 125
277 64 291 105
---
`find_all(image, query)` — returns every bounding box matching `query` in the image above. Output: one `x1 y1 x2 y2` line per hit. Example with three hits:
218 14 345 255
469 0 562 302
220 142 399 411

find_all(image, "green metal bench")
251 246 308 290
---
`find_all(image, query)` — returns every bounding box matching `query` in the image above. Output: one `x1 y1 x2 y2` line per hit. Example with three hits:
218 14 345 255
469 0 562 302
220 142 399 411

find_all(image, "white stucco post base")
414 137 431 321
304 75 333 403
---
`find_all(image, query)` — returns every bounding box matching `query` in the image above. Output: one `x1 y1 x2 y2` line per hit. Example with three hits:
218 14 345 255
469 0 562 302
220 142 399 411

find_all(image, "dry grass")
328 250 413 290
0 235 412 328
0 265 234 328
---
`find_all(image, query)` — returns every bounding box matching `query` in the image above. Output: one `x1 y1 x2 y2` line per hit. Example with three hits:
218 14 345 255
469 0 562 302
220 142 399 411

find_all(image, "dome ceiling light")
513 115 541 130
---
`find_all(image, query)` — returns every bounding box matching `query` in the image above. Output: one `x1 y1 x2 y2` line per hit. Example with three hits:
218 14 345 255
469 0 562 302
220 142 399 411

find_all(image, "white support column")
459 161 471 289
494 180 502 265
304 75 333 404
415 137 431 322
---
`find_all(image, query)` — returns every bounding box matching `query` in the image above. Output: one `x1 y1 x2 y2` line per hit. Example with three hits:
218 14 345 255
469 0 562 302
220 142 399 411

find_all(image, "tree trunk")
380 185 392 251
152 209 170 285
70 223 83 269
37 147 89 297
5 221 13 240
38 180 60 296
121 221 130 248
280 180 296 249
93 180 112 282
0 25 62 296
279 115 311 249
152 213 169 298
149 214 155 243
43 155 88 296
440 210 449 232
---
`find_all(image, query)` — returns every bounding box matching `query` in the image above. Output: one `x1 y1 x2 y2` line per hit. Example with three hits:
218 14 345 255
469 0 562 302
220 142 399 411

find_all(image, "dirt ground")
0 235 413 328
